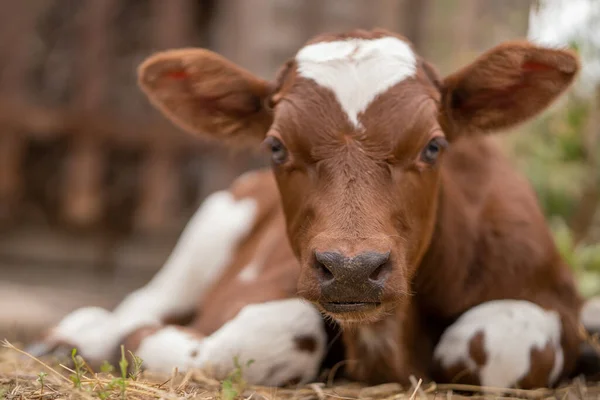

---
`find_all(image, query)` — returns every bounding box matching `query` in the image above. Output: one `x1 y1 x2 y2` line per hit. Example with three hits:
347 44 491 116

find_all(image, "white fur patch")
296 37 417 129
112 190 257 333
136 299 326 386
237 262 260 282
434 300 563 388
357 317 398 356
42 190 257 363
50 307 119 362
135 326 203 373
581 296 600 332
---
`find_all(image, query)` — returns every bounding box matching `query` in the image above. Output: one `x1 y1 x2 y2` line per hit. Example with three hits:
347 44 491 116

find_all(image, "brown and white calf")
30 29 600 389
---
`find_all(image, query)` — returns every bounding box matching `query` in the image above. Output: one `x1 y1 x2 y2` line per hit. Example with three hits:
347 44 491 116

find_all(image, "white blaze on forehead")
295 36 417 129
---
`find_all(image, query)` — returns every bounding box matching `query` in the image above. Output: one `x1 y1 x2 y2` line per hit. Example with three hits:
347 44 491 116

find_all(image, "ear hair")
269 59 297 108
420 59 442 91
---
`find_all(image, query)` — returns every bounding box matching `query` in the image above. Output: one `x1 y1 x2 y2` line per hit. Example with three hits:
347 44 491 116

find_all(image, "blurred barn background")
0 0 598 343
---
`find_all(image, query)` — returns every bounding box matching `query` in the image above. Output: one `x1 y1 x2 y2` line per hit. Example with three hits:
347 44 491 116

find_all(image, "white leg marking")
42 190 257 362
581 296 600 332
47 307 118 362
434 300 563 388
112 190 257 332
296 37 417 129
135 326 203 374
136 299 326 386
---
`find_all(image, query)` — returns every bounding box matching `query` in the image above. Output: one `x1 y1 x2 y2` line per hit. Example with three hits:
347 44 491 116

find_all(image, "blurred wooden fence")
1 1 197 231
0 0 256 276
0 0 412 276
0 0 531 280
0 0 541 339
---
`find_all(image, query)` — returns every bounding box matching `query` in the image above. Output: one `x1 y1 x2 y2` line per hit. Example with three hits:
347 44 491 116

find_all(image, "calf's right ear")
138 49 274 147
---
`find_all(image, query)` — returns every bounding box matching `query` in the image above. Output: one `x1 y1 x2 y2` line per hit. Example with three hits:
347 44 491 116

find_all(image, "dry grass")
1 340 600 400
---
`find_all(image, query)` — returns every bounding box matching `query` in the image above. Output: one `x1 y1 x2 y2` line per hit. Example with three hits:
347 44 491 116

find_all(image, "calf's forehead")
290 34 420 131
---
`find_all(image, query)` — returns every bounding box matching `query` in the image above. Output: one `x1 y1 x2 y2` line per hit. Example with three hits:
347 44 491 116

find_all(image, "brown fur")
138 49 273 147
518 341 557 388
136 29 584 388
188 171 300 335
294 335 318 353
440 331 488 386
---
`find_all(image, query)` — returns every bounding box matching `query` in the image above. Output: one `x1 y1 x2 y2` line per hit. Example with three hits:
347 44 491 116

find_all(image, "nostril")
368 259 392 283
314 260 334 282
314 251 344 282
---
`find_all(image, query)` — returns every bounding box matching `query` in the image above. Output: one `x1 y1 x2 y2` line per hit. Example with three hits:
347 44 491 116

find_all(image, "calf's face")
138 29 578 323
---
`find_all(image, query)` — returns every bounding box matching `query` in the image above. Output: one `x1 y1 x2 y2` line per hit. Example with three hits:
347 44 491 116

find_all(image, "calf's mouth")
321 301 382 314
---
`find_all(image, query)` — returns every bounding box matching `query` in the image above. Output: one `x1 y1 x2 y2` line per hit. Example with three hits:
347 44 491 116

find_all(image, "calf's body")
30 29 598 389
341 134 582 386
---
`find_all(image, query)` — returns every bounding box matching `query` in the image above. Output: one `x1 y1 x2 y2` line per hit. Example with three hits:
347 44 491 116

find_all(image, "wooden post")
135 0 192 233
0 2 46 225
0 131 23 224
151 0 191 51
402 0 431 55
376 0 404 33
301 0 325 39
63 0 115 228
187 0 267 201
196 0 218 47
212 0 241 61
453 0 479 56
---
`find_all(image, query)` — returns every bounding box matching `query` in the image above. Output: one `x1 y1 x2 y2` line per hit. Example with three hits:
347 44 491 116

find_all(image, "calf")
30 29 599 389
29 170 331 386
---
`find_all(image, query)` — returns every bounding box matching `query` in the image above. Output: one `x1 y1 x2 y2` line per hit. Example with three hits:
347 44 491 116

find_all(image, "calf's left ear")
138 48 274 147
440 41 579 138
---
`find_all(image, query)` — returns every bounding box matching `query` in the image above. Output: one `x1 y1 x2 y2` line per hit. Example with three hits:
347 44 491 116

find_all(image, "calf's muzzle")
313 250 391 313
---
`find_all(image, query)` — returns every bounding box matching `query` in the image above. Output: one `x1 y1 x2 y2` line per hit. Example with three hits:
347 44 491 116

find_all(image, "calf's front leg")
124 299 327 386
432 299 571 389
26 189 257 365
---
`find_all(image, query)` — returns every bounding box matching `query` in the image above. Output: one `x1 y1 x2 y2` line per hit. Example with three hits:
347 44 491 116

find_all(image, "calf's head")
138 29 578 323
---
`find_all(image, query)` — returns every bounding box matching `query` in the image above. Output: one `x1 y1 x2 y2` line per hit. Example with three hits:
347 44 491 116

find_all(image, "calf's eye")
263 136 288 165
420 137 448 164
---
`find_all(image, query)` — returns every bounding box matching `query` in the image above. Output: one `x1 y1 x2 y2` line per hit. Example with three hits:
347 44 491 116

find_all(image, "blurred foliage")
505 91 600 297
552 217 600 297
511 97 590 219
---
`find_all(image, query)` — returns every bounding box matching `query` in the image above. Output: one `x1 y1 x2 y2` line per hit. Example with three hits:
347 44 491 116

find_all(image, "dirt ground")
2 341 600 400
